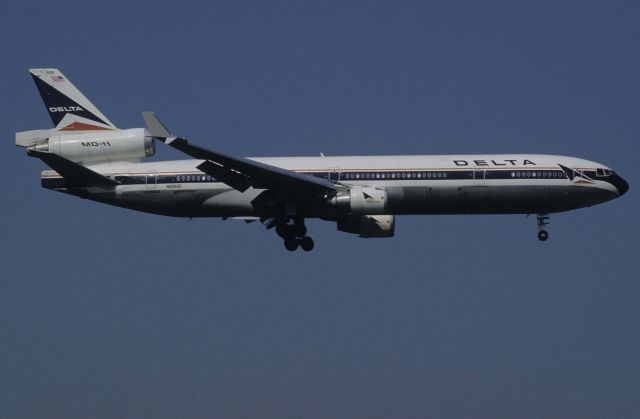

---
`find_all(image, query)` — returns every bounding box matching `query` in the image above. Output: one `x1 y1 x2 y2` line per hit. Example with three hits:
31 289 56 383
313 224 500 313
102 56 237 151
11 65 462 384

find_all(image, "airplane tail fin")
29 68 117 131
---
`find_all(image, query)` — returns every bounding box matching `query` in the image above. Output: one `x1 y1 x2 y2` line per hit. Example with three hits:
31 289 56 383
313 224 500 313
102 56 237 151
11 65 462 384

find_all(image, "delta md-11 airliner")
16 69 628 251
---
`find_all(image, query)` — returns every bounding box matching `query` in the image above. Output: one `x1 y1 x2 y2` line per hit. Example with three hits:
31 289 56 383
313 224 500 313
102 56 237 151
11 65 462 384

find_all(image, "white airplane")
16 69 629 251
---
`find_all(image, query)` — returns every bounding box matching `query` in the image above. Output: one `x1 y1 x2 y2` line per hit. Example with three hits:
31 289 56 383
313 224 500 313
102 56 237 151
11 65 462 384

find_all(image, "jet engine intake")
329 186 387 214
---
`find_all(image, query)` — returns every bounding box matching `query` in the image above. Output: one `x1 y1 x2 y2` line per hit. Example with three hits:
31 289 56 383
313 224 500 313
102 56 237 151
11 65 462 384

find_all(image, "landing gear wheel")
538 230 549 241
284 238 299 251
276 224 288 238
535 214 550 242
276 219 307 239
293 224 307 238
300 236 315 252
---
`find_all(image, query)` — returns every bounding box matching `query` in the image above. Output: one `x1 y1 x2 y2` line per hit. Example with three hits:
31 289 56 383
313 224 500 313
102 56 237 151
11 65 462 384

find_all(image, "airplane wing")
167 137 336 194
143 112 337 195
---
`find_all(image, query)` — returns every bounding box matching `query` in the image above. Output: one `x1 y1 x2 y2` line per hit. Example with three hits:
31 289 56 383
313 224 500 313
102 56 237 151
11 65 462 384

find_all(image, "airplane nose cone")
613 174 629 196
618 177 629 196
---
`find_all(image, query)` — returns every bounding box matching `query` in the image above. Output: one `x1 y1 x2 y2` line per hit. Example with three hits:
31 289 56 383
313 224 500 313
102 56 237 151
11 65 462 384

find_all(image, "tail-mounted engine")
337 214 395 238
20 128 154 164
328 186 387 214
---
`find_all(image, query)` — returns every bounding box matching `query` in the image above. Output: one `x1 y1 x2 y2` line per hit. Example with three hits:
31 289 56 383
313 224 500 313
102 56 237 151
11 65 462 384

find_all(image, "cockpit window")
596 168 612 177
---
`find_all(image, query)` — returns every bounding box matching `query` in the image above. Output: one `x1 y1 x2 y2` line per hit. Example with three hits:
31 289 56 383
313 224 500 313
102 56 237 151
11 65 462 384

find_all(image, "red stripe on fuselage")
58 122 114 131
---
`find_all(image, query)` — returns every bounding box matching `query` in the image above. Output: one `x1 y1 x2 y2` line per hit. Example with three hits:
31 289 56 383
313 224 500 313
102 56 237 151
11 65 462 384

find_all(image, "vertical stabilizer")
29 68 117 131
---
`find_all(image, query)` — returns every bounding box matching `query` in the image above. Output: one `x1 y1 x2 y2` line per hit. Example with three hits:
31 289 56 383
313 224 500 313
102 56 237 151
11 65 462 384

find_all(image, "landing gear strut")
277 217 315 251
537 213 550 241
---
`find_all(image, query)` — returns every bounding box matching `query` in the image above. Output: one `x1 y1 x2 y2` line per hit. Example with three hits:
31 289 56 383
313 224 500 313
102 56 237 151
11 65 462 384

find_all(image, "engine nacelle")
337 215 395 238
31 128 154 164
329 186 388 215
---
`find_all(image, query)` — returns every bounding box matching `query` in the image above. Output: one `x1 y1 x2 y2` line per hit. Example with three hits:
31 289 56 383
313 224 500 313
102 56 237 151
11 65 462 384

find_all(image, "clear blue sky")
1 1 639 417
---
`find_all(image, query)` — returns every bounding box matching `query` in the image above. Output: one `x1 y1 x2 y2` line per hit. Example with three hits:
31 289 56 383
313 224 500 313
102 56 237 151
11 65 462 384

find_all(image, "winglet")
142 112 172 138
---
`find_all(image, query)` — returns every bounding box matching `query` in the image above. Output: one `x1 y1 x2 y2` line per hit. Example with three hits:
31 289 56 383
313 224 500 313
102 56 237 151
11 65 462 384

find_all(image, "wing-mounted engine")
337 214 395 238
329 186 388 214
18 128 154 164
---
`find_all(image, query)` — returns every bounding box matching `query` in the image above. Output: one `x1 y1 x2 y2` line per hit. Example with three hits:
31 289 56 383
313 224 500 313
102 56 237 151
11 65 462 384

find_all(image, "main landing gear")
276 217 315 252
536 213 550 242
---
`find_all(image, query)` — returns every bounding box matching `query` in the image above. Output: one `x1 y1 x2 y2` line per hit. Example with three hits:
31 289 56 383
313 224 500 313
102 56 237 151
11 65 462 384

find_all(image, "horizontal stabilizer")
16 129 61 148
28 150 117 187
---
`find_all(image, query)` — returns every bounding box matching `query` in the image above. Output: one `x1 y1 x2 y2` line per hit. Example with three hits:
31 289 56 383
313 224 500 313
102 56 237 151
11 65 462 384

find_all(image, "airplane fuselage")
41 153 628 219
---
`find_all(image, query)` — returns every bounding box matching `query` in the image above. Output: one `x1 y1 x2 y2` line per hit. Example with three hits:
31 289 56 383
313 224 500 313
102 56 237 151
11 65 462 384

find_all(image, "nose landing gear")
537 213 550 241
